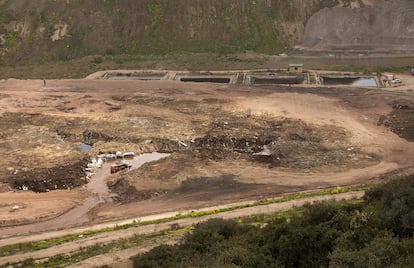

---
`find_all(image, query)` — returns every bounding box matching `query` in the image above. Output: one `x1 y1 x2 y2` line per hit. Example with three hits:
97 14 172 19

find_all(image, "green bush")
365 175 414 236
132 175 414 268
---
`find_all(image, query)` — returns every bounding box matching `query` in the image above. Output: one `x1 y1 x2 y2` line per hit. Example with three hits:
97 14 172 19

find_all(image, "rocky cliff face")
299 0 414 53
0 0 410 65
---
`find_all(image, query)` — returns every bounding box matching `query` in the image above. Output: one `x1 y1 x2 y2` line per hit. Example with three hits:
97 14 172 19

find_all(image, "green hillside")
0 0 358 66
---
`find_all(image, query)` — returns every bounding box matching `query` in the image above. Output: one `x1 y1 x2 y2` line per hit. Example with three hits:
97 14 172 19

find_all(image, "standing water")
352 77 378 87
0 152 170 237
87 152 170 200
79 143 92 154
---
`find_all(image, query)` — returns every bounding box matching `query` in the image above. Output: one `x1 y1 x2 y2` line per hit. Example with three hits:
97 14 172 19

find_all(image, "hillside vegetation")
0 0 366 65
133 175 414 267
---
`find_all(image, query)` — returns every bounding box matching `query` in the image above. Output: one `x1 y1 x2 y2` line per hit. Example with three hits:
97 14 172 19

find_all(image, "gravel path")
0 191 364 266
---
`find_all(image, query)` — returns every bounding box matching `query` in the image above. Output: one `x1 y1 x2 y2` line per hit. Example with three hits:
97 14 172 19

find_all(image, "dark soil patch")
190 135 273 158
252 154 282 167
164 175 263 201
182 117 373 169
5 158 89 192
377 101 414 142
108 177 167 203
146 115 375 169
121 95 225 115
0 112 56 129
388 102 414 142
82 129 113 145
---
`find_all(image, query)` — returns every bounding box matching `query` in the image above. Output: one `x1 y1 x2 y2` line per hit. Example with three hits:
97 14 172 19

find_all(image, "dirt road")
0 191 364 266
0 77 413 240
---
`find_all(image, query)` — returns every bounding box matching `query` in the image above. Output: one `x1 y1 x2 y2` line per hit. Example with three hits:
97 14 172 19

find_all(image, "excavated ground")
5 159 89 192
383 102 414 142
0 78 413 228
108 114 377 204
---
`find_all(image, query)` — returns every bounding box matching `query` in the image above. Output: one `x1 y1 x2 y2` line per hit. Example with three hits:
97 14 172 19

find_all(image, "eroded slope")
300 0 414 53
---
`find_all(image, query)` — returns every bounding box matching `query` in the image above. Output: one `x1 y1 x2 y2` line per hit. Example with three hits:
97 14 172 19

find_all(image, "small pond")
79 143 92 154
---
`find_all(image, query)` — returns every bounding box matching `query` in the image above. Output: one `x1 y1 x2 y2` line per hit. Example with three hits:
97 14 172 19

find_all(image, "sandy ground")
0 77 413 238
0 190 87 227
389 73 414 91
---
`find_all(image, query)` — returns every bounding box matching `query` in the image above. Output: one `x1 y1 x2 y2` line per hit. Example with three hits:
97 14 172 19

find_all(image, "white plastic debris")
123 152 135 157
96 158 103 168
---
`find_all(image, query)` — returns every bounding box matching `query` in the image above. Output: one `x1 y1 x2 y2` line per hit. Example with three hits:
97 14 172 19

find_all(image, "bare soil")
0 191 364 267
0 190 87 227
5 158 89 192
0 77 413 232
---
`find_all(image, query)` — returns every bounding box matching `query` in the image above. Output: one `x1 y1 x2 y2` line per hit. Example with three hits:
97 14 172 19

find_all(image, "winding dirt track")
0 191 364 266
0 77 413 265
0 153 170 237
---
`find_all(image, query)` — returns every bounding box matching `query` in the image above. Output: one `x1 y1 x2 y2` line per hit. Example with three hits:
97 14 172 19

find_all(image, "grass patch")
0 52 268 79
323 65 412 74
238 199 364 226
2 228 190 268
0 185 368 258
0 234 81 258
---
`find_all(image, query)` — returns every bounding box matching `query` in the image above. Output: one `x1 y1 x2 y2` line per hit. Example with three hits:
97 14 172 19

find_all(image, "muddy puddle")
352 77 378 87
87 152 170 200
79 143 92 154
0 152 170 237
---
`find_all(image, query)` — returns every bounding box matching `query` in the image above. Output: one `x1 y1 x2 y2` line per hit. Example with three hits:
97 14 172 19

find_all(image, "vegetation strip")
2 228 191 268
2 200 364 268
0 185 368 258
